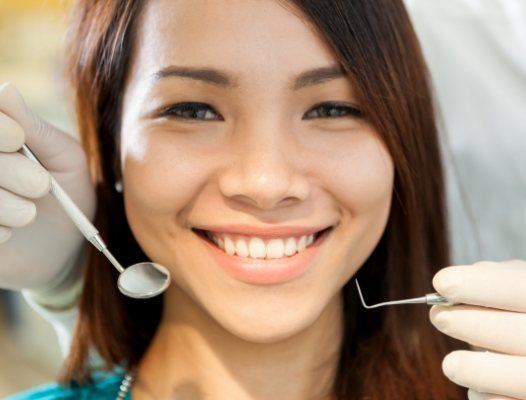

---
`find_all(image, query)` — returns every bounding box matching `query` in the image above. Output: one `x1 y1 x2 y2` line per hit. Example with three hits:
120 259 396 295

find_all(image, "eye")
158 102 223 121
157 101 363 121
304 101 363 119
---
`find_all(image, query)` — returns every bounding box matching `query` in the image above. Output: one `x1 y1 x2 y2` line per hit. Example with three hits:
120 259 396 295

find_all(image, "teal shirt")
6 368 131 400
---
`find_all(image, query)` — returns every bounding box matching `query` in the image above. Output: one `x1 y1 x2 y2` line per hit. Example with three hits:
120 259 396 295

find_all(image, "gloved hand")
0 82 96 308
430 260 526 400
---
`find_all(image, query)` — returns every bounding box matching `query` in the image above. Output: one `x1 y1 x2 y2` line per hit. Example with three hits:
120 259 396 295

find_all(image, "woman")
2 0 525 399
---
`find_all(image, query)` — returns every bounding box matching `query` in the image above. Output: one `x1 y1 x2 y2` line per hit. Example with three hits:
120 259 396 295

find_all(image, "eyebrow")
151 63 346 90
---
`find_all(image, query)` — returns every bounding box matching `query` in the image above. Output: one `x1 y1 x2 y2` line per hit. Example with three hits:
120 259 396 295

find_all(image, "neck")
133 286 343 400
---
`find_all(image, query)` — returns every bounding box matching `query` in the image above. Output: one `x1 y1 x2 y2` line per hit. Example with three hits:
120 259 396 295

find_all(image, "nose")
218 120 310 211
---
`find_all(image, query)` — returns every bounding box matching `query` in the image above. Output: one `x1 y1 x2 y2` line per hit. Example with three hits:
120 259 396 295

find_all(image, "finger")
0 187 37 227
0 111 25 151
433 261 526 313
468 389 521 400
0 152 51 198
0 82 78 172
442 350 526 399
470 344 492 351
430 305 526 356
0 225 12 244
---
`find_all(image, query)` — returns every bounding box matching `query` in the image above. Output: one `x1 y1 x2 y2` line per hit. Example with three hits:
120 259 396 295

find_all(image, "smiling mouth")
191 225 334 256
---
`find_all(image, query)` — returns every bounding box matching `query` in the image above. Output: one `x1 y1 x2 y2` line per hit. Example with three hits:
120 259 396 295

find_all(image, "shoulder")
6 369 127 400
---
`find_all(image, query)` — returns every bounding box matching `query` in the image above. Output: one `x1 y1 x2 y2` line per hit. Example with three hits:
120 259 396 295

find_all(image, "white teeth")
297 235 307 252
248 237 266 258
284 237 296 256
205 230 323 259
224 236 236 255
235 238 250 257
266 238 285 259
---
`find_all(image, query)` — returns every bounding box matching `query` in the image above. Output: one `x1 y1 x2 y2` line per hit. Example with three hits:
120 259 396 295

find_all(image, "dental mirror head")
117 262 171 299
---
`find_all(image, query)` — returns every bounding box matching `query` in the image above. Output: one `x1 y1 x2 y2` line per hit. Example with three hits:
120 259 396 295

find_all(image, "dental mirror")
19 144 171 299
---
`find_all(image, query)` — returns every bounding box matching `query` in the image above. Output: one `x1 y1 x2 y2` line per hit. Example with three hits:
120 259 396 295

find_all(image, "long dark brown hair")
61 0 467 398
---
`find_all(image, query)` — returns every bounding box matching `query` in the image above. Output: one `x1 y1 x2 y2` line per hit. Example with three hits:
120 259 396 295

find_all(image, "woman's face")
120 0 394 341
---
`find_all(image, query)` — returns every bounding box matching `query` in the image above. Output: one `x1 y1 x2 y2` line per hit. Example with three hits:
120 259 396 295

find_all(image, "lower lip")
194 227 333 285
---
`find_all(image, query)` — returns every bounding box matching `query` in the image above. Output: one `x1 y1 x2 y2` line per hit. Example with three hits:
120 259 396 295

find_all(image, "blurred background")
0 0 73 397
0 0 525 397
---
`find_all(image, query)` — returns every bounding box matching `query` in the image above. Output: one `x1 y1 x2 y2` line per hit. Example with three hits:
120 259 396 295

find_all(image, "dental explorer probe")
354 279 454 309
19 144 171 299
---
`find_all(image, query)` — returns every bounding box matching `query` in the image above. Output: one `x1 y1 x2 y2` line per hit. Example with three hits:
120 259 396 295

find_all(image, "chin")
209 293 332 344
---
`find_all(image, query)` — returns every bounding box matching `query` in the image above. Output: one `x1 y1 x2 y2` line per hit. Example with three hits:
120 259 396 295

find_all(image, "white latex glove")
0 82 96 309
430 260 526 400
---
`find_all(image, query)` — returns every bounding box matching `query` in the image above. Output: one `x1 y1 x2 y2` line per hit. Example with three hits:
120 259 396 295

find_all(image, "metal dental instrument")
354 279 454 309
19 144 171 299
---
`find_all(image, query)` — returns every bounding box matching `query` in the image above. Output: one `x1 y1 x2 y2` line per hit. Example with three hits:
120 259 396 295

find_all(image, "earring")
115 179 123 193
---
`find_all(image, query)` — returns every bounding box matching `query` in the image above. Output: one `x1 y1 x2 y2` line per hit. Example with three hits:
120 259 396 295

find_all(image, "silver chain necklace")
116 371 135 400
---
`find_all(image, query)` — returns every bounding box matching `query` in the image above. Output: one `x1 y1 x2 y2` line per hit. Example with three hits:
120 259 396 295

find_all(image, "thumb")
0 82 81 172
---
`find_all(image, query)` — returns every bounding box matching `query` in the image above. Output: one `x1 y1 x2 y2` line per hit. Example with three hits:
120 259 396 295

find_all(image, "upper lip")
194 224 334 239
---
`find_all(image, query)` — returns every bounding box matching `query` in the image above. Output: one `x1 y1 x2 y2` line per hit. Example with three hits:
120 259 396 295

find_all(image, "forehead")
132 0 340 86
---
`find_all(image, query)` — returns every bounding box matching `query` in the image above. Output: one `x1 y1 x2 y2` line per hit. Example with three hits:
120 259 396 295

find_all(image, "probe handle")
426 292 455 306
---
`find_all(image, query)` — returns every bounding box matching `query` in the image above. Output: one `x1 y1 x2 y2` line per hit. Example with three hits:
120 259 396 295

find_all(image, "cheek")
322 133 394 280
327 134 394 215
120 131 214 254
122 131 212 213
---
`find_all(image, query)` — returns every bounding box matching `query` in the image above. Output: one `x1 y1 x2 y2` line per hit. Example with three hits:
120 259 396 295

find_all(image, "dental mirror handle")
19 144 124 274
